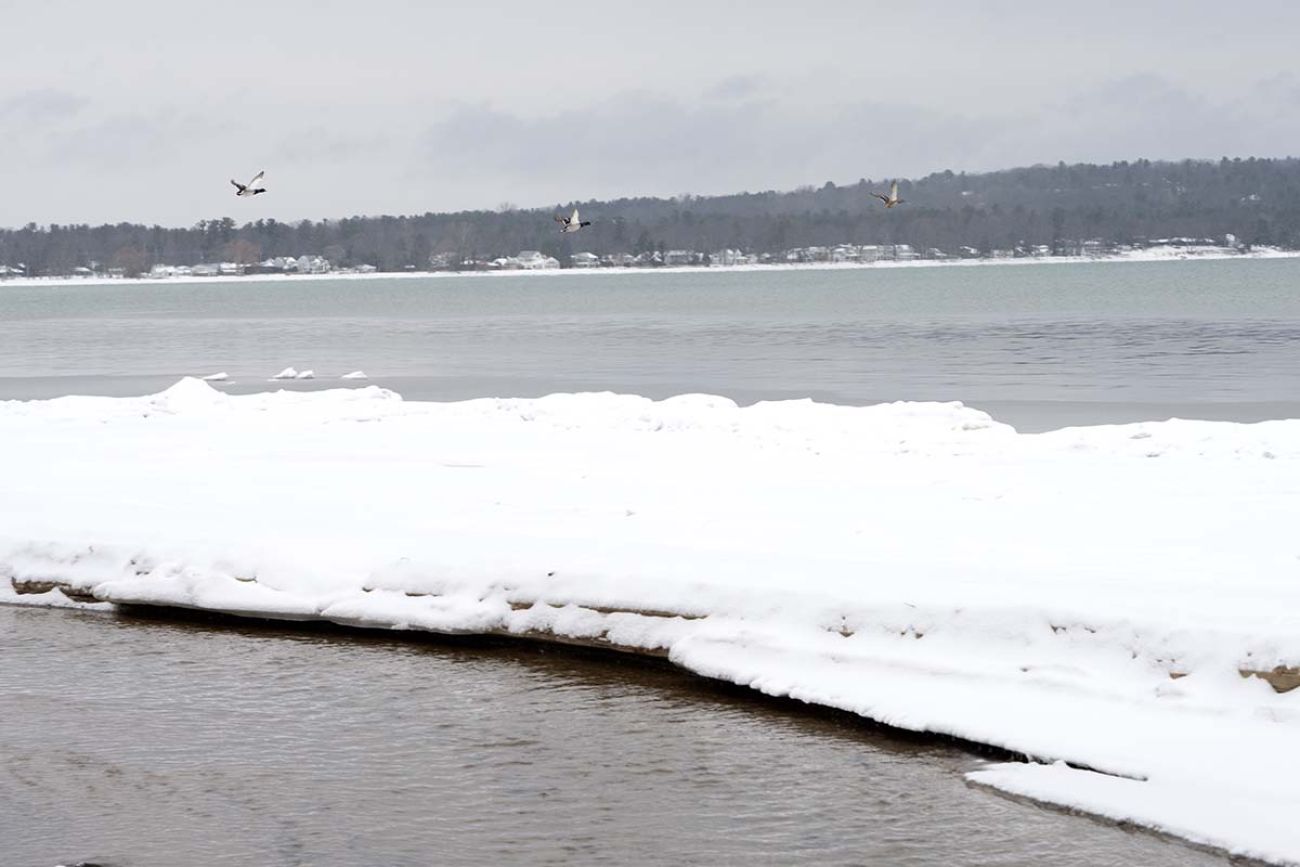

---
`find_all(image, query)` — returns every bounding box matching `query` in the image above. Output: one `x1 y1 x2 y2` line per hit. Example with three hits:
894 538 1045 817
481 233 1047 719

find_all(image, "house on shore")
490 251 561 270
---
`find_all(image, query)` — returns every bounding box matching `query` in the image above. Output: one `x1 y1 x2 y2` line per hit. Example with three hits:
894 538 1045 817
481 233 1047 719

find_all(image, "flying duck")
231 171 267 197
555 208 591 233
872 180 904 208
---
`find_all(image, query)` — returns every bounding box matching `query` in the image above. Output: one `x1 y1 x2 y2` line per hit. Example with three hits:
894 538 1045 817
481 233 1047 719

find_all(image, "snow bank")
2 379 1298 862
201 371 229 382
270 367 298 380
341 371 368 380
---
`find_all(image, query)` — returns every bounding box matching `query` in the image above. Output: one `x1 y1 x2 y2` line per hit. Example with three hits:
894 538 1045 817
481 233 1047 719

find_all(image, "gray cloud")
703 75 770 102
273 128 394 165
1255 73 1300 107
422 91 991 202
36 107 235 171
0 89 86 124
420 74 1300 207
993 75 1300 167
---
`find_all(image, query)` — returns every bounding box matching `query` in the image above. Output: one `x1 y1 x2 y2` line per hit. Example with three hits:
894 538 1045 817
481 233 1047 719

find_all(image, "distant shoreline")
2 246 1297 289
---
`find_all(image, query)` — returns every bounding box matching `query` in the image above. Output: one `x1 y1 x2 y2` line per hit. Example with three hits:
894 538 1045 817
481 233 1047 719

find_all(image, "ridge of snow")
1 382 1297 863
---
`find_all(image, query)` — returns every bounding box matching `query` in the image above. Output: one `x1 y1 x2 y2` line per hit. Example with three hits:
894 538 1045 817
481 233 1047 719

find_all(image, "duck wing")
246 170 265 188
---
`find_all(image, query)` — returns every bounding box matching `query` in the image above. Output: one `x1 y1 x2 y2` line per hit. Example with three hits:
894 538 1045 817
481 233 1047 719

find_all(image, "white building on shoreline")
490 250 561 270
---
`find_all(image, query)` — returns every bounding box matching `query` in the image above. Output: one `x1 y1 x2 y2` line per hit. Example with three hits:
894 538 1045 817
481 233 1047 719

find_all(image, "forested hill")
4 157 1300 275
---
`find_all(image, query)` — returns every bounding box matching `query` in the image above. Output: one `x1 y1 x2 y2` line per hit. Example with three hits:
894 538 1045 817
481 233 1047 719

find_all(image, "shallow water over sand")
0 606 1228 867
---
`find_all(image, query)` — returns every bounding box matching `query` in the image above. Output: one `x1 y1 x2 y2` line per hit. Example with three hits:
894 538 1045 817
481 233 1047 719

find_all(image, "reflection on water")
0 606 1226 867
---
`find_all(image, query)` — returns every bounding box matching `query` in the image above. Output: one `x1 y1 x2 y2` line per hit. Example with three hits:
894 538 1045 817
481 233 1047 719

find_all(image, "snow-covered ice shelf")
2 380 1298 864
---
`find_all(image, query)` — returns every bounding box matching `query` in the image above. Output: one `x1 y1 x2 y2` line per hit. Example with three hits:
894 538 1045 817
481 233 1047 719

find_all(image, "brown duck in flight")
872 180 904 208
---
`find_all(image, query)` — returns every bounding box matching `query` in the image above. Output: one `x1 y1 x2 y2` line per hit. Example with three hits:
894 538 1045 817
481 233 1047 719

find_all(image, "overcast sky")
3 0 1299 227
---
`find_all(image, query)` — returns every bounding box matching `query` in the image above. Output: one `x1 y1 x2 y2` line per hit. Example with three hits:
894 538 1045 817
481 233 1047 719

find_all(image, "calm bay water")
2 259 1298 430
0 606 1228 867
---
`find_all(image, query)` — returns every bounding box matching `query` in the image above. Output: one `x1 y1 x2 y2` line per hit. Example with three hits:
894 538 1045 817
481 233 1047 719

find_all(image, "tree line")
3 157 1299 276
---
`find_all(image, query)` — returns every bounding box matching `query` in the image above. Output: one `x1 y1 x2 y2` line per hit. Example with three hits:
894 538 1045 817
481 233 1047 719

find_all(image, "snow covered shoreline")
3 381 1299 863
2 245 1298 289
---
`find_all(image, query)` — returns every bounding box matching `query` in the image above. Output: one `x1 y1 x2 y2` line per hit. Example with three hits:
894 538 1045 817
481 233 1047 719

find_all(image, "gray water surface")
0 606 1228 867
3 259 1298 430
